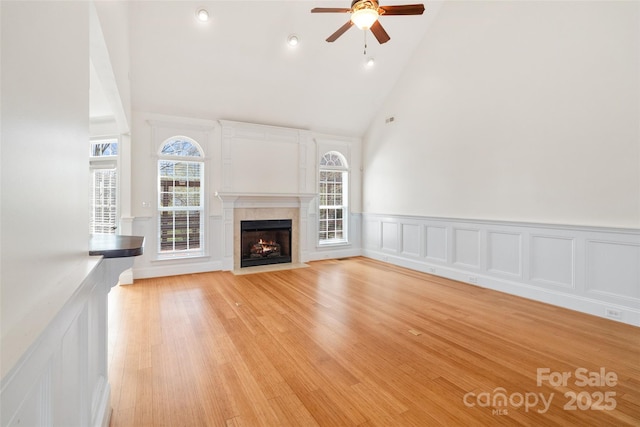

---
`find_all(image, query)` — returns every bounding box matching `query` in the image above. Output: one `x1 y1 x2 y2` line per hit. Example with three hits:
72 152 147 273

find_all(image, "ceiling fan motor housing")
351 0 381 13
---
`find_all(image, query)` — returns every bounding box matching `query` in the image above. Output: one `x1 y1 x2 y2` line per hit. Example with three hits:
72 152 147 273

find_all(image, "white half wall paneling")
362 213 640 326
586 240 640 302
381 222 399 252
530 235 575 289
453 228 481 269
401 223 422 257
2 363 52 427
488 231 522 277
364 219 381 250
1 258 113 427
56 306 88 426
425 226 447 262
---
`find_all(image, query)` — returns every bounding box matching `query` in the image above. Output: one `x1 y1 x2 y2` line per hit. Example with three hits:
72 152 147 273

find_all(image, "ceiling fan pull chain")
363 30 367 55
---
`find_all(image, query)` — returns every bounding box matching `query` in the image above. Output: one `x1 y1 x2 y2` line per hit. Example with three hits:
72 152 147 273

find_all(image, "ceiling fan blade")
311 7 351 13
370 20 390 44
326 20 354 42
379 4 425 15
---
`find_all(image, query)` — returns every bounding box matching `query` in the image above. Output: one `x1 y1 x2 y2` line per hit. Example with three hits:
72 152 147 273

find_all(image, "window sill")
153 253 210 262
318 240 350 248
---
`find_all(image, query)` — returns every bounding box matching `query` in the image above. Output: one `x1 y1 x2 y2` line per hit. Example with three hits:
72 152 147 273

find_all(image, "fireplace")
240 219 292 268
216 192 315 271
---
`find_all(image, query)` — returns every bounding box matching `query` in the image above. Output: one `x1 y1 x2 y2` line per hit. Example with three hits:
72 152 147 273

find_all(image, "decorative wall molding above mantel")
218 120 314 194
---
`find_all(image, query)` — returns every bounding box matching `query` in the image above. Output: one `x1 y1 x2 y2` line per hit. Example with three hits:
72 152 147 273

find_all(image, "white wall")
1 0 91 370
363 1 639 229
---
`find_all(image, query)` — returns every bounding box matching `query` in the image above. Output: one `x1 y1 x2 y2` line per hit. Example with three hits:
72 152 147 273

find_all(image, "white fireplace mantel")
215 192 316 208
215 192 317 270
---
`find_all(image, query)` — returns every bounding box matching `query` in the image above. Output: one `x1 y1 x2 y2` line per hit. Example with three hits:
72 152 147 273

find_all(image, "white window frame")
89 137 119 235
318 151 349 246
157 137 205 259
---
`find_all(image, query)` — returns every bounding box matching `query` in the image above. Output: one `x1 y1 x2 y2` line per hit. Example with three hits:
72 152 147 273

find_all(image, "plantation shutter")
90 166 117 234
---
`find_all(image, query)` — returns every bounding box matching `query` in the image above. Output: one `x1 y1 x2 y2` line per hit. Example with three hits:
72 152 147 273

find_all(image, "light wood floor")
108 257 640 426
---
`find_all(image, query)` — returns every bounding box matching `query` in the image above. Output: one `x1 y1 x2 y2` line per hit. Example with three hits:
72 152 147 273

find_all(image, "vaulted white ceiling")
123 0 440 137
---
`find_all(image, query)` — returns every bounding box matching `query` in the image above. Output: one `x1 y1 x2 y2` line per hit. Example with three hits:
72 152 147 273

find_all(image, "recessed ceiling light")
365 57 375 68
287 34 299 47
196 8 209 22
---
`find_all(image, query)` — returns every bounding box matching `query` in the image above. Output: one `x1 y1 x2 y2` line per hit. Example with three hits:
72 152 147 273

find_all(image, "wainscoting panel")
586 240 640 301
401 224 422 257
381 222 399 252
487 231 522 277
362 213 640 326
56 307 88 426
530 235 575 288
425 226 447 262
453 228 480 269
3 365 51 427
364 219 381 250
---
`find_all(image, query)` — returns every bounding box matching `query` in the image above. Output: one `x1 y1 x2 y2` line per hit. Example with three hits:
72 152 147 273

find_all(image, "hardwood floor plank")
109 257 640 426
268 392 320 426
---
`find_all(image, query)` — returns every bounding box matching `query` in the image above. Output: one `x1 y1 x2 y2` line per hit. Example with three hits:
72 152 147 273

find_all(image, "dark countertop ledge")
89 235 145 258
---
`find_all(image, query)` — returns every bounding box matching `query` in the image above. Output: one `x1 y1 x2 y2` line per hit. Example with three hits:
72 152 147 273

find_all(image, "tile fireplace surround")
216 192 316 271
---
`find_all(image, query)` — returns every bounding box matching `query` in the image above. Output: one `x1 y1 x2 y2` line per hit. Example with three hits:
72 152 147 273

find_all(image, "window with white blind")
158 137 204 257
90 138 118 234
319 151 349 245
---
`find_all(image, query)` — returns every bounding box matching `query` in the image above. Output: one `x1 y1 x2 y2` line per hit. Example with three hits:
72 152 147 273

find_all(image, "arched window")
158 137 204 256
319 151 349 244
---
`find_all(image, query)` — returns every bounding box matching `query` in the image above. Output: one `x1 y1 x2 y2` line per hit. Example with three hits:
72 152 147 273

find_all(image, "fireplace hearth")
240 219 292 268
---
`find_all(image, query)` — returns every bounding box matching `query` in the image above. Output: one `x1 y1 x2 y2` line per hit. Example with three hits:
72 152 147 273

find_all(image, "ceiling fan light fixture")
351 7 379 30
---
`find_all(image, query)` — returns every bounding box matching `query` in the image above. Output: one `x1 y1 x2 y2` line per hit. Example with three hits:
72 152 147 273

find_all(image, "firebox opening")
240 219 292 268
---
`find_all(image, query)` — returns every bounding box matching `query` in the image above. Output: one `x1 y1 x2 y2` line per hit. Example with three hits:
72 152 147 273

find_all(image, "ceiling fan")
311 0 425 44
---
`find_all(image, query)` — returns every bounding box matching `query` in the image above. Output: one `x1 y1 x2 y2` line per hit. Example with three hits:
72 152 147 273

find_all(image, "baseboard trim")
94 384 111 427
133 260 223 280
305 247 363 262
